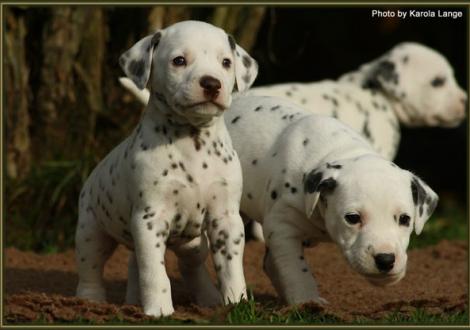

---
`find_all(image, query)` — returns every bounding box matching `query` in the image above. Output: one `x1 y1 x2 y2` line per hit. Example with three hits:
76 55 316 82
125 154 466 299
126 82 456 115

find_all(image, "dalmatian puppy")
249 42 467 160
75 20 258 317
223 95 438 305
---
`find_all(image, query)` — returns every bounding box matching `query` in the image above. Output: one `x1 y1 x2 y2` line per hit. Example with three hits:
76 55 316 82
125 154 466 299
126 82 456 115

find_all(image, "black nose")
374 253 395 273
199 75 221 98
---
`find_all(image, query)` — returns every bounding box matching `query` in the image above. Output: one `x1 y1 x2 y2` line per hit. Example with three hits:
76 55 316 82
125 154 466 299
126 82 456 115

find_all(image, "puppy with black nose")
75 20 258 317
222 95 438 305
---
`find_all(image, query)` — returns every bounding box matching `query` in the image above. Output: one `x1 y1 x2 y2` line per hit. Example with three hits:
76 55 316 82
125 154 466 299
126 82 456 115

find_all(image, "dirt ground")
4 240 468 324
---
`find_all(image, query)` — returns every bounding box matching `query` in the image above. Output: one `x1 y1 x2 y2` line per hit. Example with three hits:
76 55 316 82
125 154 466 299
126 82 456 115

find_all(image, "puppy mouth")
364 272 404 287
431 113 466 127
182 100 226 111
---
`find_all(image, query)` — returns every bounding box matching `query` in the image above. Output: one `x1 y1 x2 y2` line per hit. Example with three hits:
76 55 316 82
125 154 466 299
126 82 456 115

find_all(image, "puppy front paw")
143 302 175 318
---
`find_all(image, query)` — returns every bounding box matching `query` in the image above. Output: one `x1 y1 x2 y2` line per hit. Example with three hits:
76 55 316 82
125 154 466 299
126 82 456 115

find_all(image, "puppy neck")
146 94 221 129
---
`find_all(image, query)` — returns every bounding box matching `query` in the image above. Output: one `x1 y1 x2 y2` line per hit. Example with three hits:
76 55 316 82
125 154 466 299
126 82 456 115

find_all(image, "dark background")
5 6 468 251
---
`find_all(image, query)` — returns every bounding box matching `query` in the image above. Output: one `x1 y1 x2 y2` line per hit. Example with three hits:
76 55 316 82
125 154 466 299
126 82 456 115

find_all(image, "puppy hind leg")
75 211 117 302
174 233 222 307
125 252 141 305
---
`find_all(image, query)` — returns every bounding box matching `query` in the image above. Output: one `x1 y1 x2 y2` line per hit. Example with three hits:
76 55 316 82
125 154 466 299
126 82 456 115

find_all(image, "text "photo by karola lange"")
372 9 463 19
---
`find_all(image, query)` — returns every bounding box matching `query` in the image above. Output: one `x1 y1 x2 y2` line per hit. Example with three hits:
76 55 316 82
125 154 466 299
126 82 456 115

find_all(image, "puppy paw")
76 285 106 303
143 303 175 318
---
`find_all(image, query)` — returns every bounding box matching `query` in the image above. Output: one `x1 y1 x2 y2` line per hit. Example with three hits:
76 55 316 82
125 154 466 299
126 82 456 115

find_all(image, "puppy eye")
399 214 411 227
431 76 446 87
344 213 361 225
222 58 232 69
172 56 186 66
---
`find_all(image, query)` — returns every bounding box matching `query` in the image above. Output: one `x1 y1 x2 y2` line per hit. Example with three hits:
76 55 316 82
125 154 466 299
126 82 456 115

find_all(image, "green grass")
6 155 98 252
409 196 467 249
221 296 468 325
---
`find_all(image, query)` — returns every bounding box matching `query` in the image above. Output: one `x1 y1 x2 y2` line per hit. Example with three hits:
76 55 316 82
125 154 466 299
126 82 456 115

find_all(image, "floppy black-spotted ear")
228 35 258 93
119 31 162 90
410 175 439 235
362 58 399 96
303 162 342 218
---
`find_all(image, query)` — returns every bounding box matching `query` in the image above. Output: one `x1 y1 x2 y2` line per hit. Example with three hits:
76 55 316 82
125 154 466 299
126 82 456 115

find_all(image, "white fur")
249 42 467 160
75 20 258 317
222 95 438 305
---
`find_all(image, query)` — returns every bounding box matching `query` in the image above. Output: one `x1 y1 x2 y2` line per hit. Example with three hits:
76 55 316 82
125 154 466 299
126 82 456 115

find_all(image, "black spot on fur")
326 163 342 169
291 187 297 194
254 106 262 112
271 190 277 200
228 35 236 50
128 59 145 78
151 32 162 47
252 159 257 165
411 177 427 209
304 171 323 194
363 120 372 139
319 178 337 194
431 76 446 87
270 105 280 111
362 60 398 90
231 116 241 124
242 55 252 68
242 74 251 84
303 139 309 146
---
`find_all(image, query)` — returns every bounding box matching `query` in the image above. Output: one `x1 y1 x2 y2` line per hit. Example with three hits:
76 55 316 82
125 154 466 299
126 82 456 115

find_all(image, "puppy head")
119 20 258 122
304 156 438 286
362 42 467 128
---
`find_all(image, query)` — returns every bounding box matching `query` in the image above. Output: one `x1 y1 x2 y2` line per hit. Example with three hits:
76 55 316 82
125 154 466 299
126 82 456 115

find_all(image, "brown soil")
4 240 468 324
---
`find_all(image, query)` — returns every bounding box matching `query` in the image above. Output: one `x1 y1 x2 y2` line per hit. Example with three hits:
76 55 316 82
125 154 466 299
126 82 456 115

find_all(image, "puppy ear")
228 35 258 92
410 174 439 235
303 163 342 218
119 31 162 90
361 59 400 95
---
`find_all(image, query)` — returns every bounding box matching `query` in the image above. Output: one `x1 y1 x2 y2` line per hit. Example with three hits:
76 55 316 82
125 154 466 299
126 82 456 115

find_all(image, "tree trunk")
236 7 266 51
5 8 31 180
35 7 105 158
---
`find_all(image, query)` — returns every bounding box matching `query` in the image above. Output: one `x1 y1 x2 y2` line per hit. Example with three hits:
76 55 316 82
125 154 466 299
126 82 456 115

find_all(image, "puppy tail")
119 77 150 105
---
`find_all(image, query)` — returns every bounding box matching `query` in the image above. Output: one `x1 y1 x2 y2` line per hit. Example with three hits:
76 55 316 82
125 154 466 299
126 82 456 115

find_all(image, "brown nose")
199 75 221 99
